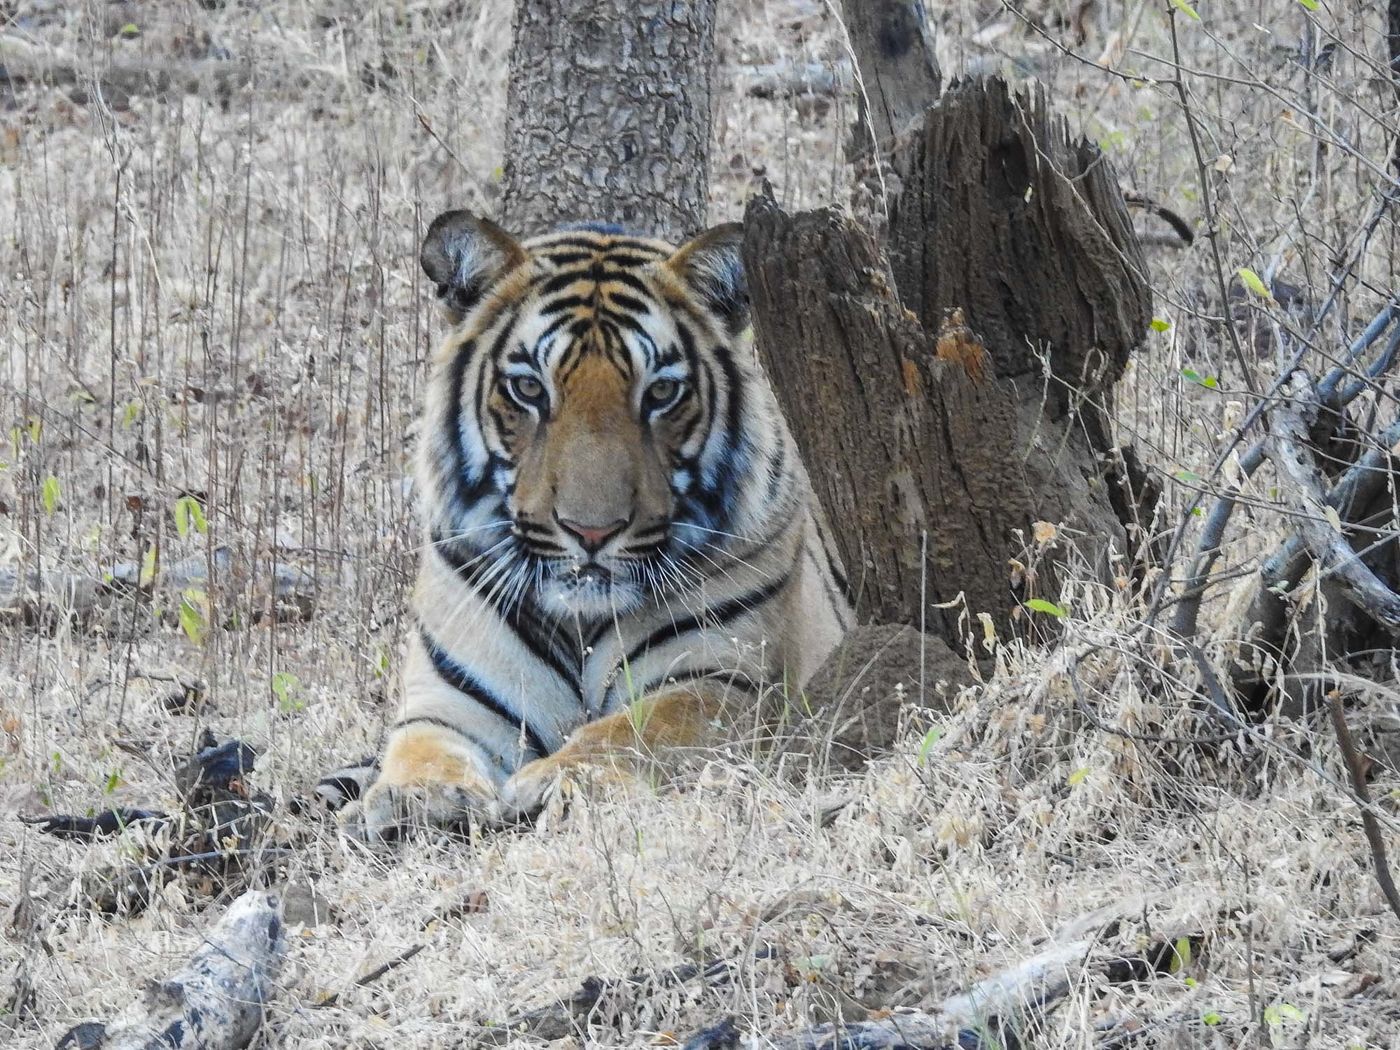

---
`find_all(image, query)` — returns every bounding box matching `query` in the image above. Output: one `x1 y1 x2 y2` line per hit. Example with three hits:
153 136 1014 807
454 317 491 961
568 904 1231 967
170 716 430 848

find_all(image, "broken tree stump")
742 75 1154 647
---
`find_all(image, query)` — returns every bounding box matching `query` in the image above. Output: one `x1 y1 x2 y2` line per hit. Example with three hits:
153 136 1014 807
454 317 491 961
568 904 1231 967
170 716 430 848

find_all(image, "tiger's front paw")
340 729 500 841
498 752 640 818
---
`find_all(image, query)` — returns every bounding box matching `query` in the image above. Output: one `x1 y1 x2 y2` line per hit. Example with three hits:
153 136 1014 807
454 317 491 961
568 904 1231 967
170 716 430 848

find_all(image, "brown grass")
2 1 1398 1046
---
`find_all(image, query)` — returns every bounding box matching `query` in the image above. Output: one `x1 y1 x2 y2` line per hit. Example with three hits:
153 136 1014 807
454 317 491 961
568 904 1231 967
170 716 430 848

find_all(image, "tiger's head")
417 212 789 620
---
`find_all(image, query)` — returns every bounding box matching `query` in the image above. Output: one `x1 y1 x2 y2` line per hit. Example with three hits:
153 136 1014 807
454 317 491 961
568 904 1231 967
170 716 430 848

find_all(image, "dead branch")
1316 303 1400 410
1328 692 1400 924
1268 373 1400 633
680 928 1191 1050
312 944 425 1009
1174 306 1400 644
54 890 285 1050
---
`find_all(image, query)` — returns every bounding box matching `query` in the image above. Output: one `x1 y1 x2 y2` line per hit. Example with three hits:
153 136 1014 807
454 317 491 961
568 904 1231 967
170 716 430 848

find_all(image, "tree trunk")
841 0 941 155
501 1 718 240
743 75 1154 645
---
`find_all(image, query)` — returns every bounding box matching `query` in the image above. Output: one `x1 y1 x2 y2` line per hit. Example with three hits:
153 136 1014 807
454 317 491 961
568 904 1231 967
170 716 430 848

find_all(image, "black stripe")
623 572 791 670
810 512 852 601
537 234 668 254
537 270 587 297
443 339 496 512
804 541 850 629
599 269 654 297
536 250 594 266
606 290 652 315
602 251 666 267
538 293 590 316
639 666 762 697
430 535 583 689
420 630 552 759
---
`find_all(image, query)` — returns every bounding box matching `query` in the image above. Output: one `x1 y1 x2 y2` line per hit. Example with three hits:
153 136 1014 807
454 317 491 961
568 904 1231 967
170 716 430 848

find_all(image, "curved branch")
1268 374 1400 634
1317 303 1398 409
1335 323 1400 409
1170 441 1268 639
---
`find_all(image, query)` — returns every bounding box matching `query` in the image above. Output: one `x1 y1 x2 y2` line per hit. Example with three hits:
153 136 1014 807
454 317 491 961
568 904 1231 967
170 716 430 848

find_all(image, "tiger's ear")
666 223 748 334
420 210 528 325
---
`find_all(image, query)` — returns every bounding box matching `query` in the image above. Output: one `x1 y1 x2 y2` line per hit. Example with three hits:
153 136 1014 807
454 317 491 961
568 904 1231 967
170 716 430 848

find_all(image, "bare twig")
312 944 425 1009
1167 9 1257 397
1328 692 1400 924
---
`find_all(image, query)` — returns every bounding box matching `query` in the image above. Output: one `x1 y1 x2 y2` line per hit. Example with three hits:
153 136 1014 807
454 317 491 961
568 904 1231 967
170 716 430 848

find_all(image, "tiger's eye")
506 375 545 406
644 378 682 412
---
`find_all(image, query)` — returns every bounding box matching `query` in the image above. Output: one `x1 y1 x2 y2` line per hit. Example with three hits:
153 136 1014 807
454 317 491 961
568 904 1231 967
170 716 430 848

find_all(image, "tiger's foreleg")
499 680 740 816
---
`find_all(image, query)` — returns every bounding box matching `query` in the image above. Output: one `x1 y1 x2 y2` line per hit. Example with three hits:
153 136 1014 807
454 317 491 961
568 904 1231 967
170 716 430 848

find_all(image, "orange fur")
380 727 493 794
501 684 729 811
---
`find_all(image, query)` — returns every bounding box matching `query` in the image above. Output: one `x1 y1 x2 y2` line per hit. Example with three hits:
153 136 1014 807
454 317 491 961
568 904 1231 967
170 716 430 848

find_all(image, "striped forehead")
504 235 688 374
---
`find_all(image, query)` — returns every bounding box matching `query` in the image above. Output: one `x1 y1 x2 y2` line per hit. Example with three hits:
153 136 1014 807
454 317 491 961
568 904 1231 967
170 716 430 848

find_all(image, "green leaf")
1202 1012 1222 1026
1169 0 1200 19
1264 1003 1306 1026
1067 766 1089 787
271 671 303 712
103 770 121 795
41 475 59 515
916 726 943 767
119 22 140 37
792 954 832 975
139 546 159 587
1296 0 1318 9
1181 368 1219 389
1236 267 1274 301
1150 317 1171 332
122 401 142 428
1175 469 1203 484
1024 598 1068 618
1169 936 1192 973
174 495 208 538
178 589 208 645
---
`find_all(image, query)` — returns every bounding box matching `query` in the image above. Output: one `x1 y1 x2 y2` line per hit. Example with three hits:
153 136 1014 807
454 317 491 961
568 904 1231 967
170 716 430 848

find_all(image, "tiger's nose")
556 515 629 554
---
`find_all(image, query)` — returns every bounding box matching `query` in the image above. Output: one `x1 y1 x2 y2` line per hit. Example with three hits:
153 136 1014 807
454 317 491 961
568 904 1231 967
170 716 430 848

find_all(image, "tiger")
335 211 853 838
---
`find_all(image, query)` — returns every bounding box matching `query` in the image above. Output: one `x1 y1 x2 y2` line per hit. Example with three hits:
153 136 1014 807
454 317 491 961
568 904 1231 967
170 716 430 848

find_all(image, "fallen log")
54 890 285 1050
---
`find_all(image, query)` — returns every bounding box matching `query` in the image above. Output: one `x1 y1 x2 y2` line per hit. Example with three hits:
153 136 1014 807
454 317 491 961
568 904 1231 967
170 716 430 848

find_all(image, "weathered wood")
56 890 285 1050
1268 374 1400 633
838 0 941 153
681 923 1190 1049
742 194 1129 641
886 79 1150 421
501 1 718 240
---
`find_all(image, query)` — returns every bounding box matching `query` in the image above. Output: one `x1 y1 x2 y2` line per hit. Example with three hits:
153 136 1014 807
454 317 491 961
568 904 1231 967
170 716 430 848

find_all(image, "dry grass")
2 0 1398 1047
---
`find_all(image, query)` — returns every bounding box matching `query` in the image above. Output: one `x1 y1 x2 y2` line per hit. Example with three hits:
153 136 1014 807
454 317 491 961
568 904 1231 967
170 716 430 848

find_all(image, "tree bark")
840 0 941 154
886 80 1149 419
743 77 1154 643
501 1 718 240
